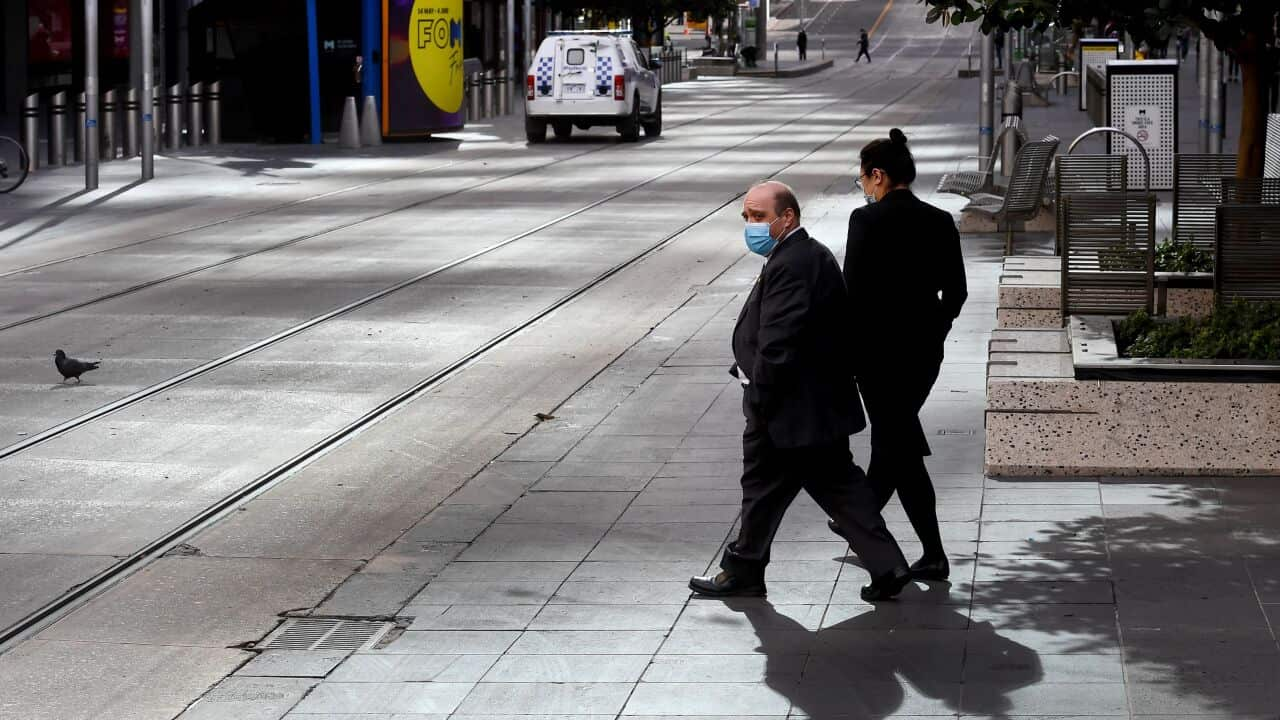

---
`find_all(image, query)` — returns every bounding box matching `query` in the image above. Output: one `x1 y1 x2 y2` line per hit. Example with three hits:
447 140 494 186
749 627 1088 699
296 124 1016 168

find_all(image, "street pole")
140 0 155 180
85 0 99 190
979 30 995 167
1208 40 1224 153
1198 31 1209 152
506 0 516 105
524 0 533 68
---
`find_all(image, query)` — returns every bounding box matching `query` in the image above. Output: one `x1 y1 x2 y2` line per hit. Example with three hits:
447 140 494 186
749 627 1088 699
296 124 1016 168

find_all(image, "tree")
920 0 1279 177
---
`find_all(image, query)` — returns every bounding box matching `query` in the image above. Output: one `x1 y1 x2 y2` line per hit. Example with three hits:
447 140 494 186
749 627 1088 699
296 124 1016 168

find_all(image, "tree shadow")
725 581 1043 718
977 476 1280 716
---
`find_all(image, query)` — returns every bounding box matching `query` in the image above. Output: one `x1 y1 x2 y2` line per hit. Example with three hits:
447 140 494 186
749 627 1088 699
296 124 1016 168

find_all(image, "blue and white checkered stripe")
535 57 554 96
595 57 614 95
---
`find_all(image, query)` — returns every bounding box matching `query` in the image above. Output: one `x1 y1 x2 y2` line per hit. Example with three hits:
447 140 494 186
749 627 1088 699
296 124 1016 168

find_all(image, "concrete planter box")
984 315 1280 476
1155 271 1214 318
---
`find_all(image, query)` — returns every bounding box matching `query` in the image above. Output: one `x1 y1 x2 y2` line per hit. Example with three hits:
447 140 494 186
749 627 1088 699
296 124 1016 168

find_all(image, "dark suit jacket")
732 229 866 449
844 189 967 454
844 188 967 368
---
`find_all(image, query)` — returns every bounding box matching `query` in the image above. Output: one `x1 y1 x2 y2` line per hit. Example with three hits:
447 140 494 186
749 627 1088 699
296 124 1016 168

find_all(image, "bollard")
188 81 203 147
468 73 482 121
339 96 361 148
498 72 510 115
482 70 495 119
21 94 40 172
207 81 222 145
773 42 779 74
1000 80 1023 178
50 91 68 166
75 91 86 163
101 89 117 160
152 86 163 148
821 37 825 60
125 87 140 157
360 96 382 146
167 83 183 150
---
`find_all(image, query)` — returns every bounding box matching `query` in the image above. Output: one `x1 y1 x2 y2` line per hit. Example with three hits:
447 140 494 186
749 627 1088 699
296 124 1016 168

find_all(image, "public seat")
936 121 1027 198
1054 154 1127 254
1216 203 1280 304
1060 192 1156 319
1172 153 1236 252
962 135 1060 255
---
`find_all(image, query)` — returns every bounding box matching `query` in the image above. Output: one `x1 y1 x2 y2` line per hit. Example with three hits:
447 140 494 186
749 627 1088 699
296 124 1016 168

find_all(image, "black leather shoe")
860 565 911 602
909 556 950 582
828 518 848 541
689 571 766 598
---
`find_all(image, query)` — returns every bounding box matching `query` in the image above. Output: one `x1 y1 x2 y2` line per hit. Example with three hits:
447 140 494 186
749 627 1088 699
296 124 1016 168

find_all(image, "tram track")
0 72 901 461
0 30 960 650
0 66 841 290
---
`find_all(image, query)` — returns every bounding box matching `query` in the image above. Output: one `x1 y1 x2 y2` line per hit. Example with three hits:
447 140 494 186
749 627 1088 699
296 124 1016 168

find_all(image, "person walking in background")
351 55 365 100
689 180 911 602
1178 27 1191 60
993 28 1005 69
798 27 808 61
829 129 968 583
856 28 872 62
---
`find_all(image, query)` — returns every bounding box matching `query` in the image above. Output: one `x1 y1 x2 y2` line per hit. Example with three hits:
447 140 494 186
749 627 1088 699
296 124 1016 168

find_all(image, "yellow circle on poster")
408 0 464 113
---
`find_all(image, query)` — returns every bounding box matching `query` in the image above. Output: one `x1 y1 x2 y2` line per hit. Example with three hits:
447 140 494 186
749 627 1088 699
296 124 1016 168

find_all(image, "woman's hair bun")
889 128 908 145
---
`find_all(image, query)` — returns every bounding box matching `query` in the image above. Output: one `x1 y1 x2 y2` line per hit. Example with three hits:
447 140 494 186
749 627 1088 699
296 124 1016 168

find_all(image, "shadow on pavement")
982 476 1280 716
727 583 1042 718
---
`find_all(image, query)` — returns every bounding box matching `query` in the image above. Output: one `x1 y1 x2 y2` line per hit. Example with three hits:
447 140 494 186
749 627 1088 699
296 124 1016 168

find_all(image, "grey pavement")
2 0 1278 718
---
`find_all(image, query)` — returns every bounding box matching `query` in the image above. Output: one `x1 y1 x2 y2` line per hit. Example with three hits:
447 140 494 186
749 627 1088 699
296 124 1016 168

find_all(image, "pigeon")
54 349 100 383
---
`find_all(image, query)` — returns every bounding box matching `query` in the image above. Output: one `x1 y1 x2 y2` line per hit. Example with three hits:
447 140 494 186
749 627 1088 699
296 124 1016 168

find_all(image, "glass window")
566 48 585 65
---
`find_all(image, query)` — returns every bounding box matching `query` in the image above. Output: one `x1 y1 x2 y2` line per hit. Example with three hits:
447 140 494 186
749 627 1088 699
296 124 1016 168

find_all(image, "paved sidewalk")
181 216 1280 717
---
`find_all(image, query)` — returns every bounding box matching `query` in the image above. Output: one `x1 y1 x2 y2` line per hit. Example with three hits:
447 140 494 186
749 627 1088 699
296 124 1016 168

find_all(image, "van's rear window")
566 48 586 65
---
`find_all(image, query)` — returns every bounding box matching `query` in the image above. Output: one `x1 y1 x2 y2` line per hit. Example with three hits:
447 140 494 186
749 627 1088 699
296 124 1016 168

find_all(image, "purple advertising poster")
383 0 465 135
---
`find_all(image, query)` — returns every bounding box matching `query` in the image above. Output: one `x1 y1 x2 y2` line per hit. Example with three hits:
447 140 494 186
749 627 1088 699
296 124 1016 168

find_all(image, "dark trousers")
859 357 945 560
856 48 871 63
721 399 906 581
799 46 807 60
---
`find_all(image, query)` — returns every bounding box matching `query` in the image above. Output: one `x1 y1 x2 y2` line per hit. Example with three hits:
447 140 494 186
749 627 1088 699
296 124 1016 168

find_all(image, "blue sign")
86 119 97 128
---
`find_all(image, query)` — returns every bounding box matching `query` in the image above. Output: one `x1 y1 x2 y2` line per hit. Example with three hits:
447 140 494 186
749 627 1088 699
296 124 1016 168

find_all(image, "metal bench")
1172 154 1237 252
1266 113 1280 180
1053 154 1128 254
1220 177 1280 205
936 121 1027 198
1216 204 1280 304
1060 192 1156 318
963 136 1060 255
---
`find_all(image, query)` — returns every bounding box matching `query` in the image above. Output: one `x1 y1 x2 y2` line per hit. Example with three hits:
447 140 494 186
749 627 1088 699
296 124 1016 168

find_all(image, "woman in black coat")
832 128 968 581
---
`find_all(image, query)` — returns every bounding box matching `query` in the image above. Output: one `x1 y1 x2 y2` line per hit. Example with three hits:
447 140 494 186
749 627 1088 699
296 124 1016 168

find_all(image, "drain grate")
256 618 393 652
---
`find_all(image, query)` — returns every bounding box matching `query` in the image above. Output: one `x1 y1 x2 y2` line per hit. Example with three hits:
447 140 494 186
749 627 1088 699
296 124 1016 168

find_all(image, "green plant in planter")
1154 237 1215 273
1117 299 1280 361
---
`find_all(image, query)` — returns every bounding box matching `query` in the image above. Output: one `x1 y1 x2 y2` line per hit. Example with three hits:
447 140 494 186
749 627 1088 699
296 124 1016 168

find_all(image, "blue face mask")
744 217 783 256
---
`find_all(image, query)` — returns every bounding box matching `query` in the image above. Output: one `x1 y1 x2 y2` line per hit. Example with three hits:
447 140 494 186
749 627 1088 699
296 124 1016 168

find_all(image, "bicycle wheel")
0 135 30 194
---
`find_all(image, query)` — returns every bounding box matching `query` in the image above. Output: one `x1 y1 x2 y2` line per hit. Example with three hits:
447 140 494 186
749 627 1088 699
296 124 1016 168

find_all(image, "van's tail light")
527 75 535 100
613 75 625 101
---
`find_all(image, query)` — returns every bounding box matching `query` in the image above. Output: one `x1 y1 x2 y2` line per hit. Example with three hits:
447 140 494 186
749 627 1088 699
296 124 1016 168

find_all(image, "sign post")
1078 38 1119 112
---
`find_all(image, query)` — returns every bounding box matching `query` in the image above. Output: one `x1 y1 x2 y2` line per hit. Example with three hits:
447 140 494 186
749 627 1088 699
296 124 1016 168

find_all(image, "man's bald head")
745 180 802 222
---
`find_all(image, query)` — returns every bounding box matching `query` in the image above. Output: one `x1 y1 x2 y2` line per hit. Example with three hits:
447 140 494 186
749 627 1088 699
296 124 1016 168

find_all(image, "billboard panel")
383 0 464 136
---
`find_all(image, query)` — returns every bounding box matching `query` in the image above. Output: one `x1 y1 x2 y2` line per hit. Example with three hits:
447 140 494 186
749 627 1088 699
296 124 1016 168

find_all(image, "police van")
525 31 662 143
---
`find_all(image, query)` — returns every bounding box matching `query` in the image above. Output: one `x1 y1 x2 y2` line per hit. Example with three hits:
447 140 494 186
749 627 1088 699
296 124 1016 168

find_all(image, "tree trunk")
1236 30 1270 178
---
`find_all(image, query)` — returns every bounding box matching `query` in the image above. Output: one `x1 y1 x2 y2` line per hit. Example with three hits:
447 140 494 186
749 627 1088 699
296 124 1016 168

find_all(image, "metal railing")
655 49 685 85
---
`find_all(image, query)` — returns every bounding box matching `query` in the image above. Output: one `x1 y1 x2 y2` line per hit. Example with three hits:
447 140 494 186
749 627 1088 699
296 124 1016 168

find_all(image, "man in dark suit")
689 181 911 602
797 28 808 61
